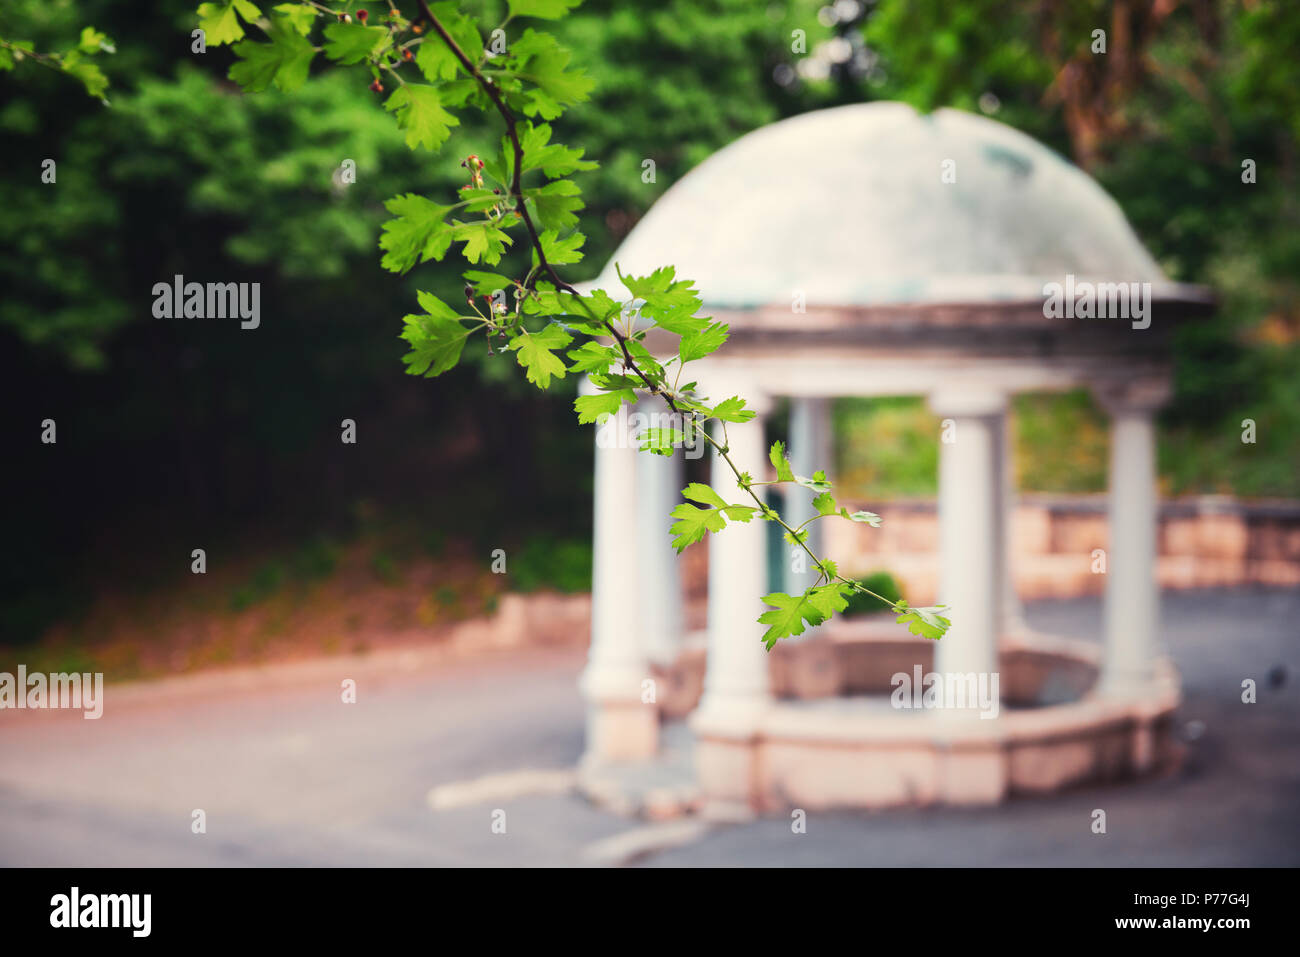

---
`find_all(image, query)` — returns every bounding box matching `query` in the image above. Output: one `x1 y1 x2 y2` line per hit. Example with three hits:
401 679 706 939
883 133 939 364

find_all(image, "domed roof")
588 102 1191 309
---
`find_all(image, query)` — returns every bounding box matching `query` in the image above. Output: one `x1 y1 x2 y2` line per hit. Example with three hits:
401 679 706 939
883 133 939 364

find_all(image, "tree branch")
416 0 907 623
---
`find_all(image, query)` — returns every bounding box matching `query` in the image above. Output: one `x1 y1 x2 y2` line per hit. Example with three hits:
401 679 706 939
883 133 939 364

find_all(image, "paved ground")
0 588 1296 867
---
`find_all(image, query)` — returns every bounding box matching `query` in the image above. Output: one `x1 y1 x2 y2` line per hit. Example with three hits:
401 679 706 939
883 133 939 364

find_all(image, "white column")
697 403 773 723
991 408 1026 637
1096 382 1169 696
784 397 833 599
692 385 774 815
635 396 685 666
929 390 1004 687
580 384 656 763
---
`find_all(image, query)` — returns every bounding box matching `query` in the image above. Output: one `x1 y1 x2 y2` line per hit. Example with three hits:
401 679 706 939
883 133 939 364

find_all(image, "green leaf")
525 179 584 230
229 16 316 93
384 84 459 151
378 194 454 274
668 485 756 549
322 21 390 64
509 0 584 19
534 228 585 266
438 78 480 109
893 601 951 640
510 29 594 119
757 592 812 649
758 585 850 649
518 123 598 178
415 290 460 320
566 341 617 374
0 40 34 72
197 1 261 47
618 267 706 333
454 220 513 265
769 440 795 482
846 509 882 527
584 289 621 324
59 51 110 100
400 313 469 378
416 2 482 80
619 265 679 299
77 27 115 54
641 427 687 456
625 339 665 381
617 266 710 335
679 321 729 362
521 282 598 330
647 302 708 335
795 469 832 494
455 187 502 213
681 482 729 509
462 271 511 296
806 488 881 527
506 324 572 388
804 583 850 620
668 503 725 551
272 3 316 35
711 396 756 423
589 373 641 392
574 391 625 424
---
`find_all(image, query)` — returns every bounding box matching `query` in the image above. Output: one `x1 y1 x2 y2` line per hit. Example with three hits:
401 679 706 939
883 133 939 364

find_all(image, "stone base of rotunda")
688 631 1181 813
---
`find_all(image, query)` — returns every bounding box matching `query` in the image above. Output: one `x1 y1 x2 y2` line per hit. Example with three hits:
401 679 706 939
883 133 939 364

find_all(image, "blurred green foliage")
229 560 285 611
835 391 1111 498
836 397 940 498
842 570 904 617
0 0 838 368
508 537 593 593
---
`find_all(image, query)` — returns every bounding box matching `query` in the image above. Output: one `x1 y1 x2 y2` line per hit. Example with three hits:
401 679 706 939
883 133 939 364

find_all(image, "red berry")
369 79 383 92
403 49 413 61
357 9 368 21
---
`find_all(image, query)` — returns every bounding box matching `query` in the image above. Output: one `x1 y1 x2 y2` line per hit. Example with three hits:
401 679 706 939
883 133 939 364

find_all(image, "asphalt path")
1 588 1296 867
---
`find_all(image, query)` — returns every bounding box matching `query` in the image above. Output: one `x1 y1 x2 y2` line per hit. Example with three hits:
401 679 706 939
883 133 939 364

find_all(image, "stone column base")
651 647 707 720
691 700 769 815
582 698 659 765
693 734 760 818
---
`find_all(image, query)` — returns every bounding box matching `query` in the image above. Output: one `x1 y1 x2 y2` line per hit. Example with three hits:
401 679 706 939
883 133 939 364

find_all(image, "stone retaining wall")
825 495 1300 605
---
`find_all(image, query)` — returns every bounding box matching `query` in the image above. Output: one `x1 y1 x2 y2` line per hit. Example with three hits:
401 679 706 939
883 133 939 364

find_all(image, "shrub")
508 538 593 594
841 571 904 617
